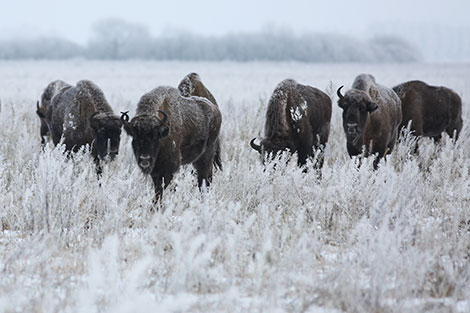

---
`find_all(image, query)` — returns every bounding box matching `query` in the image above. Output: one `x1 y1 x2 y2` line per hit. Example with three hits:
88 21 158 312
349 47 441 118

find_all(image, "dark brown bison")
39 80 123 161
120 86 222 198
337 74 402 168
250 79 332 168
36 80 71 146
178 72 222 170
392 80 462 149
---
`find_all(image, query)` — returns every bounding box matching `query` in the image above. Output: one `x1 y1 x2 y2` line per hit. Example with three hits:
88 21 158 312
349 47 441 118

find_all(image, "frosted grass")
0 61 469 312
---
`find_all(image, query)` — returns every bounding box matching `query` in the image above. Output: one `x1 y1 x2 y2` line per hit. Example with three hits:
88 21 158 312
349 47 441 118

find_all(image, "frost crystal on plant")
0 61 469 313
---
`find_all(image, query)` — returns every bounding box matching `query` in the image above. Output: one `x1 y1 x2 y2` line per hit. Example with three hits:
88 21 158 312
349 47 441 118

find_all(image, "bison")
178 72 222 170
36 80 71 146
337 74 402 168
38 80 123 162
250 79 332 168
120 86 222 199
392 80 462 150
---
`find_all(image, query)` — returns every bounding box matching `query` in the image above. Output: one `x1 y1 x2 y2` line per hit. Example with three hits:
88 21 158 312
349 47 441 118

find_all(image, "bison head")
337 86 378 145
89 112 123 160
250 136 294 162
121 111 169 174
36 101 49 145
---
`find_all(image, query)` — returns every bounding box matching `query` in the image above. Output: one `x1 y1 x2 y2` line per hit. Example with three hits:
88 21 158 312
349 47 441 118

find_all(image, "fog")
0 19 419 62
1 0 469 61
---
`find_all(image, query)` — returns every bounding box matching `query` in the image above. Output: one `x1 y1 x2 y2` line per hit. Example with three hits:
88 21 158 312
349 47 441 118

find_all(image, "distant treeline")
0 19 419 62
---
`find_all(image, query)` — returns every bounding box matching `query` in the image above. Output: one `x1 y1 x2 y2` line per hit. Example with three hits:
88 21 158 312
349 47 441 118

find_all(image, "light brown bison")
178 72 222 170
337 74 402 168
39 80 122 162
250 79 332 168
392 80 462 150
121 86 222 199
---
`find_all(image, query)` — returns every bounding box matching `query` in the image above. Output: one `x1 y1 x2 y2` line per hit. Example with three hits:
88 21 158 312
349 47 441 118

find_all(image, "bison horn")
157 110 168 124
120 111 130 123
250 138 262 152
36 100 45 118
337 86 345 100
89 111 100 121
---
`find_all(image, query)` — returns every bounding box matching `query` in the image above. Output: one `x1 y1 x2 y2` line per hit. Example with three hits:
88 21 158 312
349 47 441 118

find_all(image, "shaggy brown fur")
178 72 222 170
178 72 218 105
121 86 222 199
250 79 332 168
338 74 402 168
44 80 122 161
393 80 462 148
36 80 71 146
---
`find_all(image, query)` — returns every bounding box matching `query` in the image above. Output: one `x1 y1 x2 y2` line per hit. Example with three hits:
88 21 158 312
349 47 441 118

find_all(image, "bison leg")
94 158 103 177
193 150 215 189
432 134 442 144
151 171 175 201
315 149 325 170
297 146 324 172
372 149 386 170
346 141 362 157
371 143 387 170
446 118 463 141
296 150 309 168
413 140 420 154
152 176 164 203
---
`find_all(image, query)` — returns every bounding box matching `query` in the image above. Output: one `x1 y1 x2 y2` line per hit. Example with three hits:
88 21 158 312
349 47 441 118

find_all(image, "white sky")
1 0 469 43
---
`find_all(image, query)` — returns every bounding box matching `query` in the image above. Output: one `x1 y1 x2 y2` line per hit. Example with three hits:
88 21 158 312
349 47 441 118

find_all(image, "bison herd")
36 72 463 200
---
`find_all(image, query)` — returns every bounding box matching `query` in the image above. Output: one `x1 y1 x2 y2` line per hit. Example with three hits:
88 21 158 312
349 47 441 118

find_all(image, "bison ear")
158 125 169 138
89 112 101 130
337 99 345 109
367 101 378 113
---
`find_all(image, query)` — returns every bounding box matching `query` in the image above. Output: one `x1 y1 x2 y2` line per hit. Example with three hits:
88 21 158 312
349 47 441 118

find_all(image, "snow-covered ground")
0 60 469 313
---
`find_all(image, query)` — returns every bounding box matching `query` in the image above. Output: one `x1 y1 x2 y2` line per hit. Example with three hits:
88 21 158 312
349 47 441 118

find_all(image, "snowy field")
0 60 470 313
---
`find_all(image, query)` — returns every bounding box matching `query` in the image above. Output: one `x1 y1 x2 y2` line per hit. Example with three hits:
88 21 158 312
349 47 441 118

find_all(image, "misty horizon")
2 0 469 62
0 18 420 63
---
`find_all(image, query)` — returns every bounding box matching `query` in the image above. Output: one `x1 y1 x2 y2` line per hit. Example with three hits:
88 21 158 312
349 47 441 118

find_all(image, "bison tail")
213 139 222 171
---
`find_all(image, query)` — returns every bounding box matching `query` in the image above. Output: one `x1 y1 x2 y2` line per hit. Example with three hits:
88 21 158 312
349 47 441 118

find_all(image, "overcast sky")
2 0 469 43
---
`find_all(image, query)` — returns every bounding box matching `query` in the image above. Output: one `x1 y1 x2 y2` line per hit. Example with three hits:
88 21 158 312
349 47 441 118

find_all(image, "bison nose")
109 148 118 155
346 123 358 134
139 155 151 169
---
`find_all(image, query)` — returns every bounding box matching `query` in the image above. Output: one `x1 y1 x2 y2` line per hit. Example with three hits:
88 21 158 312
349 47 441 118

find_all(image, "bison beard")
337 74 402 169
38 80 123 173
122 86 222 201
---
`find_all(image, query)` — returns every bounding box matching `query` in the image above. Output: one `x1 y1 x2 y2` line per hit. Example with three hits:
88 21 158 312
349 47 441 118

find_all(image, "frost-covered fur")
123 86 222 198
178 73 222 170
37 80 71 145
45 80 122 160
393 80 463 149
252 79 332 167
178 72 217 105
338 74 402 167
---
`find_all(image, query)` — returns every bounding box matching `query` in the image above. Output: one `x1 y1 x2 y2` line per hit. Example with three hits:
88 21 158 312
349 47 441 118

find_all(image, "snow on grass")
0 60 470 313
